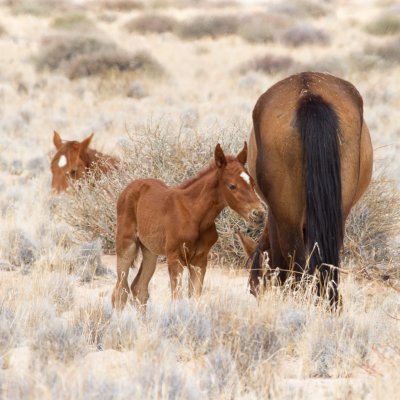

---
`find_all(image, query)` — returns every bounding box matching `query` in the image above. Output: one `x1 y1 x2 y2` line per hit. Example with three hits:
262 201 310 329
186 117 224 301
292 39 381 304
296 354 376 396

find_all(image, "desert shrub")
125 14 178 34
98 0 143 11
237 13 275 43
8 0 70 16
240 53 294 75
34 34 164 80
279 25 330 47
34 35 116 71
178 15 239 39
271 0 330 18
367 36 400 65
365 15 400 35
51 14 97 33
344 173 400 280
66 49 164 79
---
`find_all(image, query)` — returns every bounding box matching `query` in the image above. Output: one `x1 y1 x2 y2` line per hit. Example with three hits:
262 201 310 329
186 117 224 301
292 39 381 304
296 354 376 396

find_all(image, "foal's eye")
228 184 236 191
69 169 78 178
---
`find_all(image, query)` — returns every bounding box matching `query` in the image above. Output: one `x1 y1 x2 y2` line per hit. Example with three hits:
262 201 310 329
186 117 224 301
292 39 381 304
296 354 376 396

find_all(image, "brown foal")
51 131 118 193
112 142 264 309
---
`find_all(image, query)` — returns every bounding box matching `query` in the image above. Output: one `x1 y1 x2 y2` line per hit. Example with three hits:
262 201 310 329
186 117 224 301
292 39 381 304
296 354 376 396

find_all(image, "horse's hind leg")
273 218 306 284
131 247 157 308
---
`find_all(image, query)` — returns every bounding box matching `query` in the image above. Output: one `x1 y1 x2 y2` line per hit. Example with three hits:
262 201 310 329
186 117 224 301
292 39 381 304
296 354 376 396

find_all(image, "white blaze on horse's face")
240 171 251 185
58 155 67 168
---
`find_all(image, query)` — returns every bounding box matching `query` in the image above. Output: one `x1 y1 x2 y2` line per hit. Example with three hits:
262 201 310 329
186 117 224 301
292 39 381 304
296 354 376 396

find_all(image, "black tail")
296 94 343 307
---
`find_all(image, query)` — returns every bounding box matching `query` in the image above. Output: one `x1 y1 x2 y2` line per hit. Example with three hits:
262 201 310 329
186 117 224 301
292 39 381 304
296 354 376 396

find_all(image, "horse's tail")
296 94 343 305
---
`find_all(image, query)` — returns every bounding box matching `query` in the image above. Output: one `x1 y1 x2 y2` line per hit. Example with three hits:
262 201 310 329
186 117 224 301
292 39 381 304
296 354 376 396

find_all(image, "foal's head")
215 142 264 221
51 131 94 193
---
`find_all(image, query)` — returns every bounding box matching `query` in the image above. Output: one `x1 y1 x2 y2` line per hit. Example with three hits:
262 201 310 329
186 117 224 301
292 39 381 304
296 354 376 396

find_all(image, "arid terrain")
0 0 399 398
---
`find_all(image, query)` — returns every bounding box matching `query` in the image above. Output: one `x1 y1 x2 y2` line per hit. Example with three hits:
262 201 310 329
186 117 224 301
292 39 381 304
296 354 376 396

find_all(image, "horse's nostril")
250 209 265 223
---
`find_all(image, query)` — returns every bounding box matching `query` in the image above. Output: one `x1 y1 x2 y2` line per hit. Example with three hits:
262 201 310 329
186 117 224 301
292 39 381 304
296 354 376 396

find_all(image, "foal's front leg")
167 253 184 300
189 225 218 298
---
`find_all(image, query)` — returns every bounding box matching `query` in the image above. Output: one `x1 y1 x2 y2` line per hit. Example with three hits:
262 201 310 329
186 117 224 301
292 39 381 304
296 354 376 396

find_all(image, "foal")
51 131 117 193
112 142 264 309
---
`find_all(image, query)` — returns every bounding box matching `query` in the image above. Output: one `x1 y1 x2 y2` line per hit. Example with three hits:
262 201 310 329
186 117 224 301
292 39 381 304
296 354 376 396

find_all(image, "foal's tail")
296 94 343 306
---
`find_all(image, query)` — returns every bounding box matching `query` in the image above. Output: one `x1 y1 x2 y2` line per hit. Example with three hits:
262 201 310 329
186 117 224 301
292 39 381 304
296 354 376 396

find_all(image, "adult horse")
51 131 118 193
247 72 373 307
112 143 264 310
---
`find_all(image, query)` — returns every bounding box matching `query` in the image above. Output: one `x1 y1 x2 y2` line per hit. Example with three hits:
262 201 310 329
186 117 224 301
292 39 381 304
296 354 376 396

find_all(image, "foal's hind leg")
112 239 137 310
131 247 157 308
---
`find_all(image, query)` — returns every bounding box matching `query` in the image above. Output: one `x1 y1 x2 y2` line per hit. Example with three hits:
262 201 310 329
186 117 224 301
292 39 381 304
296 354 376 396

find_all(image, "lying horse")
112 142 264 309
247 72 373 307
51 131 118 193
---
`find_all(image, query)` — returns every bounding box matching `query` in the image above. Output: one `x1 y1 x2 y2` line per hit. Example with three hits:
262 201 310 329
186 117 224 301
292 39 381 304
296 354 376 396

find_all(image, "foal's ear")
53 130 62 150
215 143 227 168
80 133 94 152
237 141 247 165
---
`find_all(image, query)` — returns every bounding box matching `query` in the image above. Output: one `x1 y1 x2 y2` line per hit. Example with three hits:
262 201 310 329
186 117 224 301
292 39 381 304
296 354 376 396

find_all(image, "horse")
112 142 264 310
247 72 373 308
50 130 118 193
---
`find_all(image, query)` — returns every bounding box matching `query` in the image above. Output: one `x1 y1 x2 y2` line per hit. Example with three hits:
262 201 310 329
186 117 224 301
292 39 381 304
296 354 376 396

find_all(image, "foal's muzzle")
249 208 265 224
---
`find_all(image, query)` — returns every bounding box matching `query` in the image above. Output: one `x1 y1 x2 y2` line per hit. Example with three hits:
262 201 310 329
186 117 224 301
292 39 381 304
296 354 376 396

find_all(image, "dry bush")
178 15 239 39
344 173 400 281
125 14 178 34
279 25 330 47
240 53 295 75
51 14 97 33
365 15 400 35
66 49 164 79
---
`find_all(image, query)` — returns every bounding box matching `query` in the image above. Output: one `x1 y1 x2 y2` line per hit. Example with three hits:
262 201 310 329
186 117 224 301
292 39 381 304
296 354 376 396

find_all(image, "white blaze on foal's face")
58 155 67 168
240 171 251 185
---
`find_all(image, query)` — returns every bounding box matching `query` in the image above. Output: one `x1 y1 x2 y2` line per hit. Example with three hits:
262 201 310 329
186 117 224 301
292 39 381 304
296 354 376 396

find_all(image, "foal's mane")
178 155 236 189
